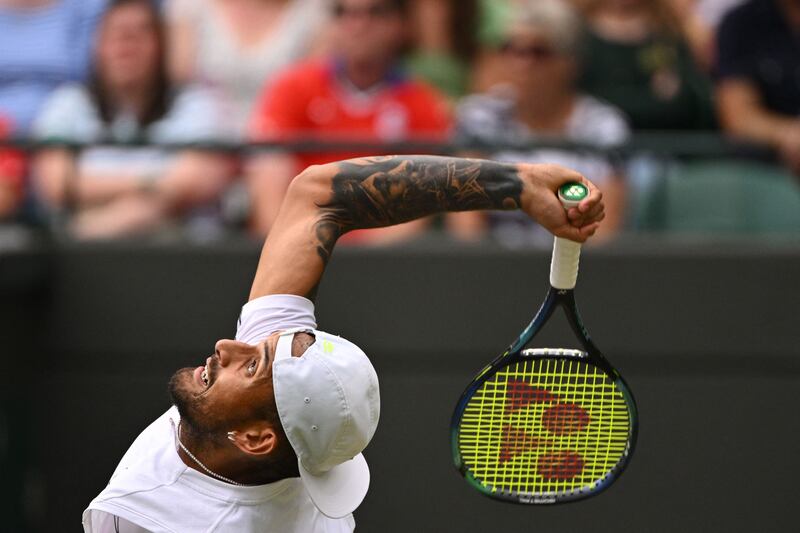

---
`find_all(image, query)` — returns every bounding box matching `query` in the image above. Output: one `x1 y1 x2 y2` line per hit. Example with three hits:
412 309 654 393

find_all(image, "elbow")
285 163 334 207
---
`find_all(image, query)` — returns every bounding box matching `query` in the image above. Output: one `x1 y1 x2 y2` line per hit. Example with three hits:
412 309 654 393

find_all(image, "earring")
227 431 236 442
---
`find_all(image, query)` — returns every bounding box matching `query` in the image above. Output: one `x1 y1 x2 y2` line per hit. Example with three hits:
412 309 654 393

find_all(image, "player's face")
169 334 282 437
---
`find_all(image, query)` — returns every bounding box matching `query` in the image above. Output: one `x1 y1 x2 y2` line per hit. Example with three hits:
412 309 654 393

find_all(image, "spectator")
715 0 800 175
0 0 105 134
406 0 479 99
32 0 232 240
670 0 745 70
248 0 451 240
0 115 25 220
452 0 628 244
165 0 329 136
578 0 716 130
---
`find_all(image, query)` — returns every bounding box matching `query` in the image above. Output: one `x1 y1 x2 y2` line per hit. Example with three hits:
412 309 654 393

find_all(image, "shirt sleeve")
32 85 98 142
714 6 754 81
236 294 317 345
83 510 152 533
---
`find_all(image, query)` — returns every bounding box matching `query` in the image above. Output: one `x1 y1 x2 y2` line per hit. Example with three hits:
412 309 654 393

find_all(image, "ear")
227 423 277 457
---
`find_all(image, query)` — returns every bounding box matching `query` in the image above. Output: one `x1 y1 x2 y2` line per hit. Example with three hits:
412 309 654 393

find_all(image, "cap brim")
299 453 370 519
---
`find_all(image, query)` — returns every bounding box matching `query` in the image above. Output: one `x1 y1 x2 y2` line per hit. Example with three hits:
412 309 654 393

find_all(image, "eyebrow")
260 342 273 380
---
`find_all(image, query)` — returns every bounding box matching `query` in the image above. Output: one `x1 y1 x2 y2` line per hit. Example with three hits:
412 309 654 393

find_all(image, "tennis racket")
451 182 638 504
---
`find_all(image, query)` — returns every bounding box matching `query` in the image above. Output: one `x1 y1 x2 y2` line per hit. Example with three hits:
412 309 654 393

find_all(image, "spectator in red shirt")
248 0 451 239
0 115 25 221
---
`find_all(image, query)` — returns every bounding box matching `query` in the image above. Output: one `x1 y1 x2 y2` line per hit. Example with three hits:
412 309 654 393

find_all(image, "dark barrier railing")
0 131 778 159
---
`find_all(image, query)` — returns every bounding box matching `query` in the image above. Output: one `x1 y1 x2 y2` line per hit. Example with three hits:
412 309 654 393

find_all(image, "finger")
578 202 605 225
578 186 603 213
566 206 582 221
558 224 588 243
569 202 604 226
578 222 601 238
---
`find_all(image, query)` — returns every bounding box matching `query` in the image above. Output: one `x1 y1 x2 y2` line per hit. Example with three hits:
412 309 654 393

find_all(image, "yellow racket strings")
459 358 630 495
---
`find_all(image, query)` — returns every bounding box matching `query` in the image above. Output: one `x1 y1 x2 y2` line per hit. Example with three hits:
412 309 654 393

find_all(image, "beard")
167 367 225 444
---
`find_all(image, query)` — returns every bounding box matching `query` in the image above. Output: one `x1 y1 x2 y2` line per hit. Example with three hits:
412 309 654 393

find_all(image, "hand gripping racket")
451 183 638 504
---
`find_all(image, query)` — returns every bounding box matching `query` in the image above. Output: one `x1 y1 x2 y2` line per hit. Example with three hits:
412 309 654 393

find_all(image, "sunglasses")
332 3 397 19
500 41 558 61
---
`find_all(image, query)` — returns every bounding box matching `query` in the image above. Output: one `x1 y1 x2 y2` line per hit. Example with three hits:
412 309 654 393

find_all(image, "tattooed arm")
249 155 604 301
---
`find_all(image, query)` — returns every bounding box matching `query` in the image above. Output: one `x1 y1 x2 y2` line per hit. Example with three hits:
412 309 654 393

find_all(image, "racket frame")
450 284 639 505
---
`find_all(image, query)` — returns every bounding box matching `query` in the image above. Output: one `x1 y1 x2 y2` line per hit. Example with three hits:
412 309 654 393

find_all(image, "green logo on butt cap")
558 183 588 202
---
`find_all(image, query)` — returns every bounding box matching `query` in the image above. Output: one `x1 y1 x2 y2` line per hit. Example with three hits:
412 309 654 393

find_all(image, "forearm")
34 149 149 207
312 155 525 262
717 81 800 147
250 154 602 301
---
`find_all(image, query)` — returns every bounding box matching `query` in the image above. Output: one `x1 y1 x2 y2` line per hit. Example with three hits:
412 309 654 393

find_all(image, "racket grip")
549 183 587 290
550 237 581 289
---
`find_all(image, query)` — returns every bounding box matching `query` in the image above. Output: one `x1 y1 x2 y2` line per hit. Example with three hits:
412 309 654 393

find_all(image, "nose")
214 339 251 367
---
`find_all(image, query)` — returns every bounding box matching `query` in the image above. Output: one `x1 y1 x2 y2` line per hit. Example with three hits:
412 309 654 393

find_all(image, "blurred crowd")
0 0 798 242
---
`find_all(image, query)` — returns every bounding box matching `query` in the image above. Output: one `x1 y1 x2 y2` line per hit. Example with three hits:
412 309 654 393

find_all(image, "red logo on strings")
499 379 590 480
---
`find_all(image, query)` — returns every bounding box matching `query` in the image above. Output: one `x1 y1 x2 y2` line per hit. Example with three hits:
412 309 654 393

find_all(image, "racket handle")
549 183 587 290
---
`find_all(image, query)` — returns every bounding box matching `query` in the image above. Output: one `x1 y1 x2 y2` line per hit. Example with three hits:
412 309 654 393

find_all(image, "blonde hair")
507 0 584 55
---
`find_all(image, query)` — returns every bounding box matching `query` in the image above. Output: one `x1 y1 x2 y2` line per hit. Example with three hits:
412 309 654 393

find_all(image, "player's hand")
519 163 605 243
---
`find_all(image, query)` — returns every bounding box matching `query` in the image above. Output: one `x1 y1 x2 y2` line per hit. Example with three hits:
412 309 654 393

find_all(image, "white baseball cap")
272 328 380 518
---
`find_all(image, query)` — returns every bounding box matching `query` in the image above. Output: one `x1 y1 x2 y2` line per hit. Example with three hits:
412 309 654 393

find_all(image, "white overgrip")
549 182 587 290
549 237 581 289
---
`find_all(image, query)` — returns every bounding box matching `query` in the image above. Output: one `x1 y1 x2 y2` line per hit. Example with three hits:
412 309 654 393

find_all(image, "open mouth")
194 356 216 389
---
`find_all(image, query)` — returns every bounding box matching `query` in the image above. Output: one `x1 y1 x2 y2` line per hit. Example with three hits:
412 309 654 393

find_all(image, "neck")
517 91 576 135
177 422 295 486
105 82 155 120
341 57 393 91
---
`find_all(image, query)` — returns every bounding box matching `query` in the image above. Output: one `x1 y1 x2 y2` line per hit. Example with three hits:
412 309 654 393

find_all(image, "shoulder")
718 0 765 35
33 83 100 141
397 74 446 100
394 76 452 127
150 84 229 142
259 60 330 105
274 60 330 88
570 95 630 146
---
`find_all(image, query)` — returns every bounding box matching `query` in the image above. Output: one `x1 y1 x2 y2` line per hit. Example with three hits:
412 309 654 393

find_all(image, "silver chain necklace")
177 424 245 487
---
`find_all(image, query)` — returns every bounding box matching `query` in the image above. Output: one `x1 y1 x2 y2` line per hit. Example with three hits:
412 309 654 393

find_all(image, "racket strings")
458 357 630 497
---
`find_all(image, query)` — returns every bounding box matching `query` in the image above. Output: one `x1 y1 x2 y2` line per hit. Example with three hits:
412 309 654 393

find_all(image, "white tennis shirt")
83 294 356 532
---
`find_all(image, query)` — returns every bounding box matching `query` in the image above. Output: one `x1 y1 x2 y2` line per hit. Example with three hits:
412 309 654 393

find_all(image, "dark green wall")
2 237 799 532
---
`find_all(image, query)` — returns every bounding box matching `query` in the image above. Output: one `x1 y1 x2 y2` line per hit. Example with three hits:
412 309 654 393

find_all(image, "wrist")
517 163 548 212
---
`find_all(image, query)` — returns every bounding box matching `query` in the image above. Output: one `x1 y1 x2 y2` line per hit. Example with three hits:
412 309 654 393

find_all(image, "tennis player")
82 155 604 532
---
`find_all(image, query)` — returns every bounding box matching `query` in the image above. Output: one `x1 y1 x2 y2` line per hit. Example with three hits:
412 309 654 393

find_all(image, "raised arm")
249 155 604 301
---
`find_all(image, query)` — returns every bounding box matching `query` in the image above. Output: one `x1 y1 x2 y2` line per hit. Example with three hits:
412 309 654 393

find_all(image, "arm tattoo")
314 156 523 264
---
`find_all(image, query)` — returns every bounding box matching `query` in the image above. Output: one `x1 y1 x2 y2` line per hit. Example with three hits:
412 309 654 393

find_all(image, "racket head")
451 348 637 504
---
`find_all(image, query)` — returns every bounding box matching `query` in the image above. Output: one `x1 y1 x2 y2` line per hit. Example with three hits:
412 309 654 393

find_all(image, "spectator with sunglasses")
248 0 451 241
451 0 628 244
